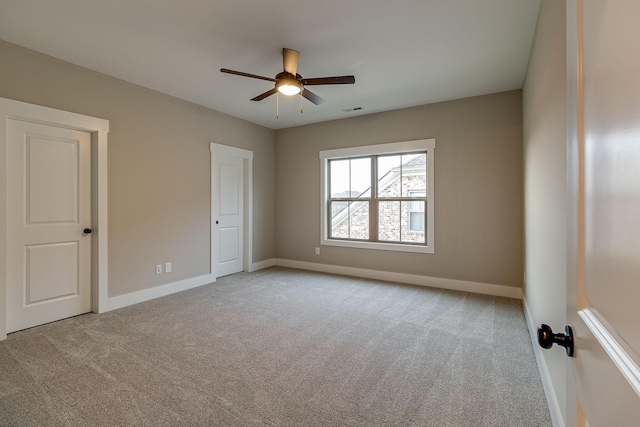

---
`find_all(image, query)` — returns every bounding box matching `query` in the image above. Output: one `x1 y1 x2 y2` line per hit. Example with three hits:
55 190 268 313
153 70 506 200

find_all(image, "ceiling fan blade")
301 88 326 105
251 88 278 101
283 48 299 76
220 68 277 82
302 75 356 86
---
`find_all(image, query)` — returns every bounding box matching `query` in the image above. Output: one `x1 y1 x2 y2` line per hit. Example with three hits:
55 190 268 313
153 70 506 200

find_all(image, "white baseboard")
275 259 523 299
523 299 564 427
249 258 276 272
101 258 521 315
105 273 216 312
103 258 278 313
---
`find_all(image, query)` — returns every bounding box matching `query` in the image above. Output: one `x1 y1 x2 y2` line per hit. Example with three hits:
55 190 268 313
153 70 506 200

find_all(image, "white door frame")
0 97 109 341
210 142 253 277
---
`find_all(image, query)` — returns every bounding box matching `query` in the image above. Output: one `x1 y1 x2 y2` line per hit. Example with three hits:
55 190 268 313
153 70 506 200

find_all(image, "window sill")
321 238 434 254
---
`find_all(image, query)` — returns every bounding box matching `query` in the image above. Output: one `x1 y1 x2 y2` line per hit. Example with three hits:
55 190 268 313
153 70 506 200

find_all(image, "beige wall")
522 0 567 424
275 90 524 288
0 40 276 297
0 38 529 299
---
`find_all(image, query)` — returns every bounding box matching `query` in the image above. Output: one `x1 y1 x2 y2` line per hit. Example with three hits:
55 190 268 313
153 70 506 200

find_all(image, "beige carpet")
0 267 551 426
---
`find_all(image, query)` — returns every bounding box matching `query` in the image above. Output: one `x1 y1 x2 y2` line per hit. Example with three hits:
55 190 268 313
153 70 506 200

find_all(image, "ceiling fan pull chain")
276 92 279 119
300 91 303 114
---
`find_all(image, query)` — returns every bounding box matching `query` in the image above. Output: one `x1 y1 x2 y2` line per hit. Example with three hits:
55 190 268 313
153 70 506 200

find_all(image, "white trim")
523 299 564 427
319 138 435 254
579 308 640 399
275 259 522 299
95 129 109 313
210 142 253 277
0 97 109 340
106 274 215 311
245 157 253 273
210 143 253 159
250 258 276 272
2 106 109 133
320 139 435 159
321 239 433 254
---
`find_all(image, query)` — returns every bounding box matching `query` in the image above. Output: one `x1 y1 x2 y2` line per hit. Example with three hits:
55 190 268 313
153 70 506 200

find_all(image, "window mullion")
327 161 332 239
399 160 403 242
347 160 351 238
370 155 378 242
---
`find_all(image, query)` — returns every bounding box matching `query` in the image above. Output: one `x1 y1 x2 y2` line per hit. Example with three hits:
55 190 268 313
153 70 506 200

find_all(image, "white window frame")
320 139 435 254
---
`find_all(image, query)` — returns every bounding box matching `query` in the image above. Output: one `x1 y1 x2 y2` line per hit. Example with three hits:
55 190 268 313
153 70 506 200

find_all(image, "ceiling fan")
220 48 355 105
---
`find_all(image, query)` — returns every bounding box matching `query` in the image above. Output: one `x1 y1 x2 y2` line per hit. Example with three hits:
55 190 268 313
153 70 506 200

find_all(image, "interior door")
6 119 92 332
566 0 640 425
212 151 244 278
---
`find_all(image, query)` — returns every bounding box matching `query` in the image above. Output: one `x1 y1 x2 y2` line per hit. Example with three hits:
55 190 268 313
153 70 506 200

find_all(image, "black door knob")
83 228 93 234
537 324 574 357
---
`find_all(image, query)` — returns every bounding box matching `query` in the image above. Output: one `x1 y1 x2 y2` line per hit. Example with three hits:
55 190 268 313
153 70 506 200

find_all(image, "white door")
212 150 244 278
6 119 92 332
565 0 640 425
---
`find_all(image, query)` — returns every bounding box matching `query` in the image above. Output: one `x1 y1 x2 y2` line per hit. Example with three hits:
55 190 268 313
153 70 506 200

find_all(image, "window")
320 139 435 253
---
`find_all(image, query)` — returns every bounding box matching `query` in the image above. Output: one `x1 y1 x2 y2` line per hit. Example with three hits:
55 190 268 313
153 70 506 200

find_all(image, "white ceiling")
0 0 541 130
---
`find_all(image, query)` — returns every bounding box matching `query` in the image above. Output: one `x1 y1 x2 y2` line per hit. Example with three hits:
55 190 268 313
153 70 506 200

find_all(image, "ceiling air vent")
342 107 363 113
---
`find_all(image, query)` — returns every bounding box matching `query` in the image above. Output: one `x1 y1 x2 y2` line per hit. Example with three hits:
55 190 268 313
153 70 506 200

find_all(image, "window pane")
330 201 369 240
409 190 426 234
349 201 369 239
378 201 426 243
350 157 371 198
377 155 401 198
410 212 425 232
378 201 400 241
403 200 425 242
329 159 350 198
401 201 425 243
330 158 371 198
401 153 427 197
409 200 422 211
330 201 349 238
409 198 425 230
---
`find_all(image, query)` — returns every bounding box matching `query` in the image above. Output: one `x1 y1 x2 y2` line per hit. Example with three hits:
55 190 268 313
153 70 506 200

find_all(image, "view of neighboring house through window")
409 190 426 232
328 157 371 240
320 139 435 254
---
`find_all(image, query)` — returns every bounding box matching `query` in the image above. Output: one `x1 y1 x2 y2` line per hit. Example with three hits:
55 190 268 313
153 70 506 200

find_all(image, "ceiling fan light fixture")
276 78 301 96
277 84 301 96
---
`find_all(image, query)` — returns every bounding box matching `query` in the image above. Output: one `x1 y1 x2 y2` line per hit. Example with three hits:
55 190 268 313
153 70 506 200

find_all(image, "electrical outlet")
165 262 172 273
315 247 320 255
155 264 162 274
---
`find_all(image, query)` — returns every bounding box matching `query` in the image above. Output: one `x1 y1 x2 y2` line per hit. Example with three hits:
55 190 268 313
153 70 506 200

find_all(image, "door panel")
568 0 640 425
26 242 79 303
220 164 240 215
27 135 79 223
7 119 92 332
582 0 640 358
219 228 239 263
212 153 243 277
573 323 640 427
